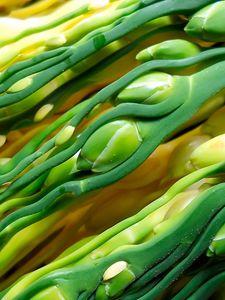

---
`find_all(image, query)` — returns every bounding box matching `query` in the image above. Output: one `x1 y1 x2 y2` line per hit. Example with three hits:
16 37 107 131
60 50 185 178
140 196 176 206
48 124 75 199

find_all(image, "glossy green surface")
1 0 225 299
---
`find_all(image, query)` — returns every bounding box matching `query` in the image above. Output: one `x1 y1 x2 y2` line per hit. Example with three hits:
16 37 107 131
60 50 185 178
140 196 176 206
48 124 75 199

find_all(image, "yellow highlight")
91 0 110 9
0 135 6 148
34 104 54 122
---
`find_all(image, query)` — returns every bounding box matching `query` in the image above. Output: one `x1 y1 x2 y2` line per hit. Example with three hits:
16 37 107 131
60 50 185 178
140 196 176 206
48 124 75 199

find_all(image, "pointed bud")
55 125 75 146
191 134 225 168
185 2 225 42
8 77 32 93
117 72 173 105
136 39 200 62
168 135 211 178
77 120 142 173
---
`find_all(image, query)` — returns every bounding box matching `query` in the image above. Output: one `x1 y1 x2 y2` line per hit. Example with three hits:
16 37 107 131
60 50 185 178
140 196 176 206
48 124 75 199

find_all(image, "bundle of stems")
1 0 225 299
